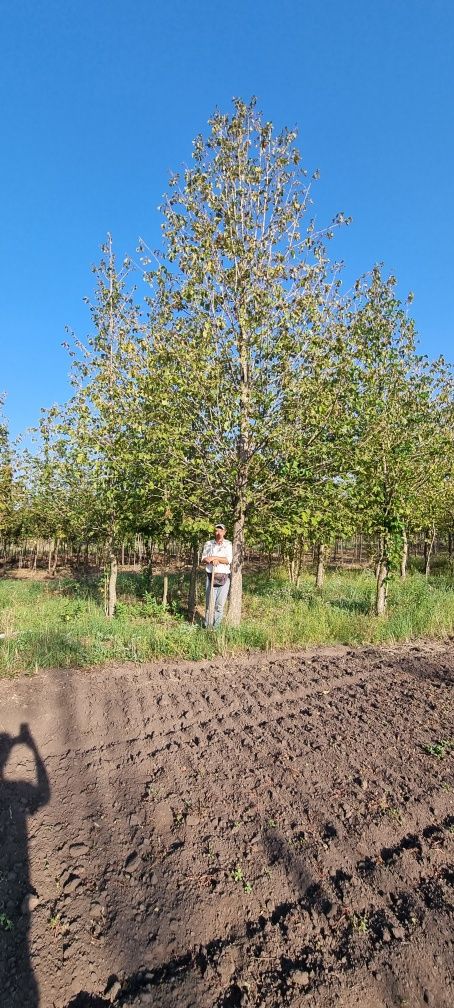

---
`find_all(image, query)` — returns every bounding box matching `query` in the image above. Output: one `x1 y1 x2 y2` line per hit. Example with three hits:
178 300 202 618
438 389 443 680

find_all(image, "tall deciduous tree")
63 236 143 615
145 97 349 623
349 268 453 614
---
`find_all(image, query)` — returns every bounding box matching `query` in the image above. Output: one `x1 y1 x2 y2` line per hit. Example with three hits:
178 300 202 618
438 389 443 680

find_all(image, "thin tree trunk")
187 542 199 622
375 534 389 615
424 524 435 577
228 315 250 628
228 501 245 626
147 543 154 586
400 529 408 579
106 551 118 618
207 571 215 627
315 542 326 590
51 538 60 577
162 544 169 608
47 538 54 574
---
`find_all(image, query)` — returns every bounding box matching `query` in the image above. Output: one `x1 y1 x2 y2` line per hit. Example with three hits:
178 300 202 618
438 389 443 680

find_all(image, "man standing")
201 523 232 628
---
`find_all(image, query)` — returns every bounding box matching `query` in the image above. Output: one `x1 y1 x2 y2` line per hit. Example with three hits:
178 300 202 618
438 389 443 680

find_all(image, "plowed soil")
1 642 453 1008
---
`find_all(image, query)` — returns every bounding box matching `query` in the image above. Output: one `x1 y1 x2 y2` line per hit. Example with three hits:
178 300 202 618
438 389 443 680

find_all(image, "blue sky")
1 0 453 439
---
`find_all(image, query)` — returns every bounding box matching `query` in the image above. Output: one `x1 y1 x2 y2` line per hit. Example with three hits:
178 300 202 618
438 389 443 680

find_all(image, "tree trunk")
162 544 171 604
228 314 251 628
106 551 118 618
375 559 388 615
315 542 326 590
187 542 199 622
424 524 435 577
286 537 304 586
399 529 408 579
147 543 154 587
228 500 245 626
47 538 54 574
51 538 60 577
375 535 388 615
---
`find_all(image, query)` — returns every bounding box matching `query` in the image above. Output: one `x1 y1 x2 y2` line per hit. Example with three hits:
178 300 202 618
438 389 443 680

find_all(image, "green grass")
0 567 453 675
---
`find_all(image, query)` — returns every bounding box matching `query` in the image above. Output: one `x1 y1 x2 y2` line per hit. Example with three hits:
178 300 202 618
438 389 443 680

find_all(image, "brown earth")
0 642 453 1008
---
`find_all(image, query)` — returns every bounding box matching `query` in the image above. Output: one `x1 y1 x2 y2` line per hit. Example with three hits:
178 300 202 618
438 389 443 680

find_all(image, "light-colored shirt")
201 538 233 574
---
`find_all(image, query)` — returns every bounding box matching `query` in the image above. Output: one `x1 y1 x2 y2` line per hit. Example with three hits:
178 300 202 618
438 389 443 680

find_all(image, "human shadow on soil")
0 724 50 1008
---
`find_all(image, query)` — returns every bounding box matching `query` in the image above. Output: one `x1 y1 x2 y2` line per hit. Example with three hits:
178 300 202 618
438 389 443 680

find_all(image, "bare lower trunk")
207 572 215 627
228 505 245 627
375 535 388 615
286 536 304 585
315 542 326 590
47 538 54 574
160 542 169 607
424 524 435 577
399 530 408 579
106 552 118 618
375 559 388 615
187 542 199 623
50 538 60 577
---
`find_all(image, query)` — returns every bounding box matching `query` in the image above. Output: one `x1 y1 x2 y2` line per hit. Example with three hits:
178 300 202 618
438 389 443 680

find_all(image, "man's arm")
208 542 232 566
201 541 214 565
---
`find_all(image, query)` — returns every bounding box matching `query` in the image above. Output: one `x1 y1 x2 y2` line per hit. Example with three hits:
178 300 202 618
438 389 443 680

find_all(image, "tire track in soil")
0 642 453 1007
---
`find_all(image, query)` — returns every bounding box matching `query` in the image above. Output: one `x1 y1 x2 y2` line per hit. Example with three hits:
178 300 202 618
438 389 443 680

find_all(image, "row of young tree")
1 99 453 619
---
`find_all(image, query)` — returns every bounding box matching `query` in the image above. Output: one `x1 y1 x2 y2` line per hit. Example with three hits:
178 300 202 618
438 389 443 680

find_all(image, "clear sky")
1 0 453 439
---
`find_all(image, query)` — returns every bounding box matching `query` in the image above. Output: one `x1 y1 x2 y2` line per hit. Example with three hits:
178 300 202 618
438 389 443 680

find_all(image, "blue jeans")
205 575 230 628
